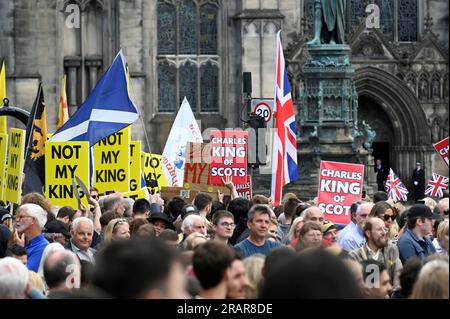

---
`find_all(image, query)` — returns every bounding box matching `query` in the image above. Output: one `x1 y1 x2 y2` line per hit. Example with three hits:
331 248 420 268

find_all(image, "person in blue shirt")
13 203 49 272
337 202 374 252
397 204 441 264
234 205 281 257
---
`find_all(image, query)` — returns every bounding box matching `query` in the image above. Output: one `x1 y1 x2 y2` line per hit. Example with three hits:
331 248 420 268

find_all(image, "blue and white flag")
162 97 203 186
50 51 139 145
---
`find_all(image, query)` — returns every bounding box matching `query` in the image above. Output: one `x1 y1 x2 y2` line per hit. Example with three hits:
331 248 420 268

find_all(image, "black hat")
181 204 199 220
0 207 12 222
43 220 71 238
407 204 441 220
148 213 175 230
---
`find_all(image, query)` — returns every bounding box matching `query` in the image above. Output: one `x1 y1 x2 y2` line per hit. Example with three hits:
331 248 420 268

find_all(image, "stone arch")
354 66 429 146
354 66 430 183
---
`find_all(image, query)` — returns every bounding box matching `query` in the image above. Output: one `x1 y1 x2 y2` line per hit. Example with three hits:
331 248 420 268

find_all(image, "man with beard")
13 204 49 272
349 217 402 291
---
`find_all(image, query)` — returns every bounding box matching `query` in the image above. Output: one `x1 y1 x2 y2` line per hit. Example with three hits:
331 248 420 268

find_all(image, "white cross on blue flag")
50 51 139 145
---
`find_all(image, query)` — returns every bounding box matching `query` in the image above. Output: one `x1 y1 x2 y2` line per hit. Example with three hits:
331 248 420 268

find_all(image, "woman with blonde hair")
434 220 449 256
28 271 46 295
243 254 265 298
103 218 131 245
411 259 449 299
182 232 207 251
283 216 304 247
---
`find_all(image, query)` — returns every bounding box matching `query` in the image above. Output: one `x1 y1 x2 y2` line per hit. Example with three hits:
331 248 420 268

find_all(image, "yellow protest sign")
141 152 168 192
5 128 25 204
46 133 53 140
45 141 90 209
130 141 141 192
93 127 130 194
122 188 148 201
0 133 8 201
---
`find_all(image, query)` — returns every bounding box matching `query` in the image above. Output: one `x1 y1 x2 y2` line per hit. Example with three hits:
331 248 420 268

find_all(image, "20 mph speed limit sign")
251 99 274 128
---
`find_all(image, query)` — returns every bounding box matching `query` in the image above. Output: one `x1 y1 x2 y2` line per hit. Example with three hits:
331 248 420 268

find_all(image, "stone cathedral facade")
0 0 448 196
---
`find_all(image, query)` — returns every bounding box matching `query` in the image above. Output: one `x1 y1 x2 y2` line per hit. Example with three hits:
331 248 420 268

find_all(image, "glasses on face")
383 214 396 221
14 215 33 222
91 194 99 199
219 222 236 228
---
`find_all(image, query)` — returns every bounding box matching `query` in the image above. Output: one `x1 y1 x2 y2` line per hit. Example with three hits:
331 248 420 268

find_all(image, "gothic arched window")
157 0 220 113
398 0 418 42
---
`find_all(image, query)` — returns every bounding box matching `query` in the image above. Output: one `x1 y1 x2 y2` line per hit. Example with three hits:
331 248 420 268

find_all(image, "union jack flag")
271 31 298 206
385 168 409 202
425 173 449 198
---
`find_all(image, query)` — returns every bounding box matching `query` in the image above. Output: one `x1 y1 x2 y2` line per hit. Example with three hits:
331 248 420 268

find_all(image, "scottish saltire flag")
425 173 448 198
385 168 409 202
271 31 298 206
162 97 203 186
50 51 139 145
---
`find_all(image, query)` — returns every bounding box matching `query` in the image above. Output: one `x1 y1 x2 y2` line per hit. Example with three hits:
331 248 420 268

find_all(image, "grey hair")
0 257 29 299
71 217 94 233
37 242 66 280
300 207 314 221
103 194 124 212
356 202 374 215
123 198 134 218
19 203 47 230
181 214 205 235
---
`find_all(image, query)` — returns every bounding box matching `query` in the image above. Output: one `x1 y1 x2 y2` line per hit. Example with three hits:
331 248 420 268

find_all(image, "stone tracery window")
157 0 220 113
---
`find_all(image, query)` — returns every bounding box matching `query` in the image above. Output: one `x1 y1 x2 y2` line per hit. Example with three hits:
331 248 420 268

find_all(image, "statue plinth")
287 44 374 199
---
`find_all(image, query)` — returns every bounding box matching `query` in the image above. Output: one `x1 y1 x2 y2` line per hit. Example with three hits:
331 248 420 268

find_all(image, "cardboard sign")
317 161 364 225
0 133 8 201
433 137 449 167
130 141 141 192
93 127 130 194
45 141 90 208
141 152 169 192
161 187 199 201
123 188 149 201
4 129 25 204
235 176 252 200
210 130 248 184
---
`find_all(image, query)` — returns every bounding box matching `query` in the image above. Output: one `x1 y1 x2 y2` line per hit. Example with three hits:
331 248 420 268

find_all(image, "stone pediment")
347 22 397 60
411 33 449 62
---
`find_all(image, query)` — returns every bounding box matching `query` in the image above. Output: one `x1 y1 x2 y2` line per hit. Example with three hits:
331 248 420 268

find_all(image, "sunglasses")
113 219 127 229
383 214 396 221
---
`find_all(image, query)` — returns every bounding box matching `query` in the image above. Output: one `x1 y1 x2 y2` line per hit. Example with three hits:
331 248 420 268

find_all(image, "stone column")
85 56 102 93
64 56 82 116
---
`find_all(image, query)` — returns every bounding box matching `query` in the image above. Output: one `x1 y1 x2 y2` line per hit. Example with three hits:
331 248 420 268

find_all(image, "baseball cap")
322 221 336 234
0 207 12 222
181 204 199 220
407 204 441 220
43 220 71 238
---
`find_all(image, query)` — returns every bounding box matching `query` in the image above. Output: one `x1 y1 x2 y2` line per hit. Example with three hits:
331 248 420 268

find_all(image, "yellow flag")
0 61 7 134
57 74 69 130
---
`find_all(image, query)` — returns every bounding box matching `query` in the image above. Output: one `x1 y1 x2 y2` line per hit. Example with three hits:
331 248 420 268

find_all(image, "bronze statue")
307 0 347 45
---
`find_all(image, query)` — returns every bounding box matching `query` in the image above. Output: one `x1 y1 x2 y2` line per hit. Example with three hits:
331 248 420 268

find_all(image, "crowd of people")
0 181 448 299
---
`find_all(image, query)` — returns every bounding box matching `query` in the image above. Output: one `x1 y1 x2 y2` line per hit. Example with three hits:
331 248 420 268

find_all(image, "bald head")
355 202 374 229
44 250 80 290
301 206 324 227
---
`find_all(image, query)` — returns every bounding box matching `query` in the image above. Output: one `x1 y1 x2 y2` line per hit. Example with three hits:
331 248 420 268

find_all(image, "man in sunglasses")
349 217 402 291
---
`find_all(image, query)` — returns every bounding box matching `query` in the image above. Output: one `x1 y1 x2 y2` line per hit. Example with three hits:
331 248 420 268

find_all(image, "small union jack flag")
385 168 409 202
425 173 449 198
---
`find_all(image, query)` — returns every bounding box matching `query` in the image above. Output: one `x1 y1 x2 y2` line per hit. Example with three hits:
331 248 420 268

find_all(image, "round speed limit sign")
253 102 272 123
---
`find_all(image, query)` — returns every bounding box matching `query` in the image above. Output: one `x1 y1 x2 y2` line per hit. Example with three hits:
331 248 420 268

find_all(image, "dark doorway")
372 142 390 170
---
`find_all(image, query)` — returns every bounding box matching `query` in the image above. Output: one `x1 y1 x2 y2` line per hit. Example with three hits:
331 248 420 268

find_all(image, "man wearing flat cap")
397 204 441 263
412 161 425 202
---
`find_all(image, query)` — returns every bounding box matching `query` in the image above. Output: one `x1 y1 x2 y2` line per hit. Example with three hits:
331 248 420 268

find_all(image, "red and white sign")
251 99 274 128
235 176 252 200
433 137 449 167
209 130 248 185
317 161 365 225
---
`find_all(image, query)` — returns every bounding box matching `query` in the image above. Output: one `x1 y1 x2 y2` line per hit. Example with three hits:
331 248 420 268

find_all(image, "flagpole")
126 67 160 191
